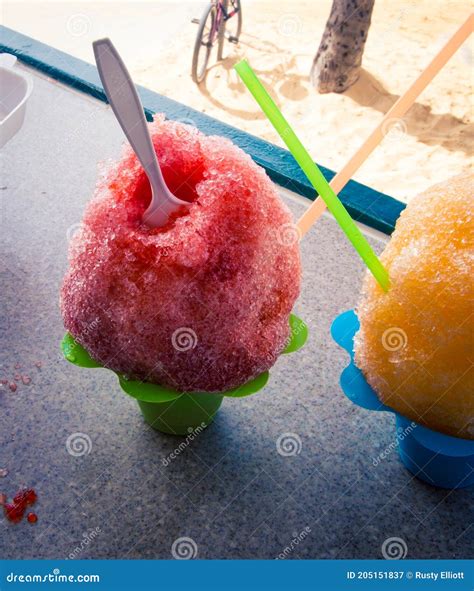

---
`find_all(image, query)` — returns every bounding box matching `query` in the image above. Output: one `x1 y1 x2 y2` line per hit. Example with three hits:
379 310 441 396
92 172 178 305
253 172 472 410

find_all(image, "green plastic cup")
135 393 224 436
116 374 225 435
117 371 266 436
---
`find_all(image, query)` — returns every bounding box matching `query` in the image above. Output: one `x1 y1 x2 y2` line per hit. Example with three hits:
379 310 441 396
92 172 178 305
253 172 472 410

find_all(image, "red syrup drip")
4 503 24 523
13 488 37 506
3 487 37 524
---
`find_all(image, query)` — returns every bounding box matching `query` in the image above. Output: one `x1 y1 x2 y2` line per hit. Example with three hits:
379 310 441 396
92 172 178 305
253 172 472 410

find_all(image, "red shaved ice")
60 115 301 392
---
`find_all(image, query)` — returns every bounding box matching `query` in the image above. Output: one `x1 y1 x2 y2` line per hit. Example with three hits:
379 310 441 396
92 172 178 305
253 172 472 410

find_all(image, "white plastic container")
0 53 33 148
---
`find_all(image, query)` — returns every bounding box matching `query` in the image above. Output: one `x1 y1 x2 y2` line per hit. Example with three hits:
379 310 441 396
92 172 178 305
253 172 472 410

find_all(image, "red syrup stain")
4 362 35 392
3 487 38 524
14 488 37 506
4 503 24 523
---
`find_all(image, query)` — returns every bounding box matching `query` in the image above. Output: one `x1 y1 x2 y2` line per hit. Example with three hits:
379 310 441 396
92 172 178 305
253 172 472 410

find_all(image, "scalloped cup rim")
331 309 474 452
61 313 307 403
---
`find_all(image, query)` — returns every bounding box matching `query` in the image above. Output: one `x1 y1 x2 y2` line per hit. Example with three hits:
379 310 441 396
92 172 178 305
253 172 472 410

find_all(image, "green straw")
234 59 390 292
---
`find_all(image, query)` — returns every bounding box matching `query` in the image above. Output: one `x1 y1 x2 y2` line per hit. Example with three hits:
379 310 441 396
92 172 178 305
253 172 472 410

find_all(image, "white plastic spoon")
93 38 189 228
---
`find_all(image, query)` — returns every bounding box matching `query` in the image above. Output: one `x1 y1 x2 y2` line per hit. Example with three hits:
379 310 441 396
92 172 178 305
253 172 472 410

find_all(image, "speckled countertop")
1 67 472 560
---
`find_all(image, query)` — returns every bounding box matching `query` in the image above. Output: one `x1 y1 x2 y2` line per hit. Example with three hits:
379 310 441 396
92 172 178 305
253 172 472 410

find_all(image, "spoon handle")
93 38 162 188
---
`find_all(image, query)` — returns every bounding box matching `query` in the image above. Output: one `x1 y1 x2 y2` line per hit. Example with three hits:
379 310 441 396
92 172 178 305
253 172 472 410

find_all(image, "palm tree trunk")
311 0 375 93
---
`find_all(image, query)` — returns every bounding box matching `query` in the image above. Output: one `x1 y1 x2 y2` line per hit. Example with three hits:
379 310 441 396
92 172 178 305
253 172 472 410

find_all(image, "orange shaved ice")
354 172 473 440
60 115 301 393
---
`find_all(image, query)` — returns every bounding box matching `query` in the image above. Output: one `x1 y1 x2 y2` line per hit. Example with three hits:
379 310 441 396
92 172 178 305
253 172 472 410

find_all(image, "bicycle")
191 0 242 84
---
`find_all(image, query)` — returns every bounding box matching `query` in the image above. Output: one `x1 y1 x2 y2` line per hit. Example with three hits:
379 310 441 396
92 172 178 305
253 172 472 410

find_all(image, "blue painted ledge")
0 25 405 234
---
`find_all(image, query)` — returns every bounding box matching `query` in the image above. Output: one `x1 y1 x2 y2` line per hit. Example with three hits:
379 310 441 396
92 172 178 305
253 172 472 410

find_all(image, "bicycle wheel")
217 4 226 61
191 3 217 84
226 0 242 42
217 0 242 60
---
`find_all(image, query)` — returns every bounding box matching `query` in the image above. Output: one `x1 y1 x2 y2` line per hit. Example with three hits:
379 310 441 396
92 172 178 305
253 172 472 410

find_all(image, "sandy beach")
4 0 473 202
